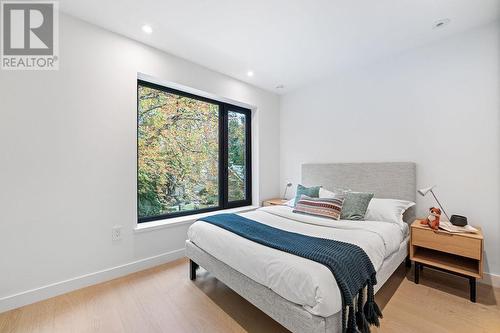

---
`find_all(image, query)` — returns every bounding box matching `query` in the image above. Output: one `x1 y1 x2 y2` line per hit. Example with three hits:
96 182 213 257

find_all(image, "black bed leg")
189 259 199 281
405 255 412 268
469 277 476 302
414 263 420 284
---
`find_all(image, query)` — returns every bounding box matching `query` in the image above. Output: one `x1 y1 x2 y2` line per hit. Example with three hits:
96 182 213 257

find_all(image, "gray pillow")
341 192 374 220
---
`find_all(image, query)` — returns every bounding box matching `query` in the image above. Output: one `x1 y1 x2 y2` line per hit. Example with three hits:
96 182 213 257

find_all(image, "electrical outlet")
112 225 122 241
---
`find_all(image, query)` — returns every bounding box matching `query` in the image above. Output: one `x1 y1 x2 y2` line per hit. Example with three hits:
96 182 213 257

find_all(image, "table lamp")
282 182 293 199
417 185 450 220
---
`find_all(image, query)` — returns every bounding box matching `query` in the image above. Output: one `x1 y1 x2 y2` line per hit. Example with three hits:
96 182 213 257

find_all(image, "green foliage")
138 86 247 218
228 112 246 201
138 86 219 217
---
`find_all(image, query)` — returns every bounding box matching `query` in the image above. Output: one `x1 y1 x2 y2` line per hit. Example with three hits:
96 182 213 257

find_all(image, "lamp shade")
418 185 435 196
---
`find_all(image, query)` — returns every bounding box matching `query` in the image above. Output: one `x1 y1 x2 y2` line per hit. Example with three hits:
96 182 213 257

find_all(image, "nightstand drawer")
412 228 481 259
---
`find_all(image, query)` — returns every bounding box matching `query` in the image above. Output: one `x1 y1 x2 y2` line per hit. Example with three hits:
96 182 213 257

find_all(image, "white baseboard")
0 248 185 314
479 272 500 288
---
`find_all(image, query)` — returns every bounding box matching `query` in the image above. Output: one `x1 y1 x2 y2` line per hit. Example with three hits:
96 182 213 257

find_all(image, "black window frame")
137 79 252 223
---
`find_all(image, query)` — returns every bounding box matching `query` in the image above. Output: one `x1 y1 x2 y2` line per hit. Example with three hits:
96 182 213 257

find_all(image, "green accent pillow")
293 184 321 206
341 192 374 220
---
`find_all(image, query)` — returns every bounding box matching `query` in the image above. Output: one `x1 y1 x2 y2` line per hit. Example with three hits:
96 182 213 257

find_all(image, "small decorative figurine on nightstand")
420 207 441 230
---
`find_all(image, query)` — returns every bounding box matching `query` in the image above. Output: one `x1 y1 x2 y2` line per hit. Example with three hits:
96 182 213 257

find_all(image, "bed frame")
187 162 416 333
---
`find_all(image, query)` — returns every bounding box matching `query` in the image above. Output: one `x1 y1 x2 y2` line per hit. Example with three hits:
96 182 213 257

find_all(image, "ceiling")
60 0 500 94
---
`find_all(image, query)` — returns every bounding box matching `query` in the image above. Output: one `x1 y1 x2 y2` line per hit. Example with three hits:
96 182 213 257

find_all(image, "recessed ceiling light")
433 19 450 29
247 71 254 77
142 25 153 34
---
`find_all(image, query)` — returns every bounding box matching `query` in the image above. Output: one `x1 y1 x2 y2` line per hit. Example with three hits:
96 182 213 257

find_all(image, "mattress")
187 205 408 317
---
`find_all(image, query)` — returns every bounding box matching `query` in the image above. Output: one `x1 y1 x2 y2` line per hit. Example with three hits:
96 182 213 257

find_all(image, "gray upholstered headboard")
302 162 416 223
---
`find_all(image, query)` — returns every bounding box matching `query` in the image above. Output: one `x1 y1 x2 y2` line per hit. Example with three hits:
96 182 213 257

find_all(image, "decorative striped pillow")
293 194 345 220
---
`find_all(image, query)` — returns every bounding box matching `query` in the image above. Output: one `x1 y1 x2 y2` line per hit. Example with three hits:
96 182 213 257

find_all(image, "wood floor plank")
0 258 498 333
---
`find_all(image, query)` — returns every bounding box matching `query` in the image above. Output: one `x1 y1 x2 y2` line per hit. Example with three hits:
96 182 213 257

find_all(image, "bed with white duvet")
187 205 409 317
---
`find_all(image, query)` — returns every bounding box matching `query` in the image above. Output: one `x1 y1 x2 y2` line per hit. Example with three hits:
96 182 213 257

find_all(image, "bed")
186 162 416 333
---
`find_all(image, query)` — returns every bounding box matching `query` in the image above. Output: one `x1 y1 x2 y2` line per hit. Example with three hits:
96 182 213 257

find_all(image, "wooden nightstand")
410 220 484 302
263 198 288 207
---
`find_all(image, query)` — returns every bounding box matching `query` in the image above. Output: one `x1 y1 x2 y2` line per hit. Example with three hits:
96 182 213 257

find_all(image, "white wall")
0 14 280 310
280 22 500 275
1 13 498 313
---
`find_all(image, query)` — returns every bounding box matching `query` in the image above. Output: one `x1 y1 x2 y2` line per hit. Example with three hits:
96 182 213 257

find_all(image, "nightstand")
410 220 484 302
263 198 288 207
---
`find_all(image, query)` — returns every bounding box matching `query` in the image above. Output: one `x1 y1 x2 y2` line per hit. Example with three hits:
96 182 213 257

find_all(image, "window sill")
134 205 259 233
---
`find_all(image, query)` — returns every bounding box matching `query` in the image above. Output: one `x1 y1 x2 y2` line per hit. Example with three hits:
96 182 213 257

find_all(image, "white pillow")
319 187 350 198
319 187 337 198
285 198 295 207
365 198 415 225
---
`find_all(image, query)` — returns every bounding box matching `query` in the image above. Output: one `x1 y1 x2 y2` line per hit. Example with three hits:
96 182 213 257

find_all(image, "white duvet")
187 206 407 317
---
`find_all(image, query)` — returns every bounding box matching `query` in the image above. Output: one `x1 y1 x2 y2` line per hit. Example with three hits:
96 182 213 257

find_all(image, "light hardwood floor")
1 258 499 333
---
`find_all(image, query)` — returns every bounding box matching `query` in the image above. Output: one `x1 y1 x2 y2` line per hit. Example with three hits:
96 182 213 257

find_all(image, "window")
137 80 251 222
